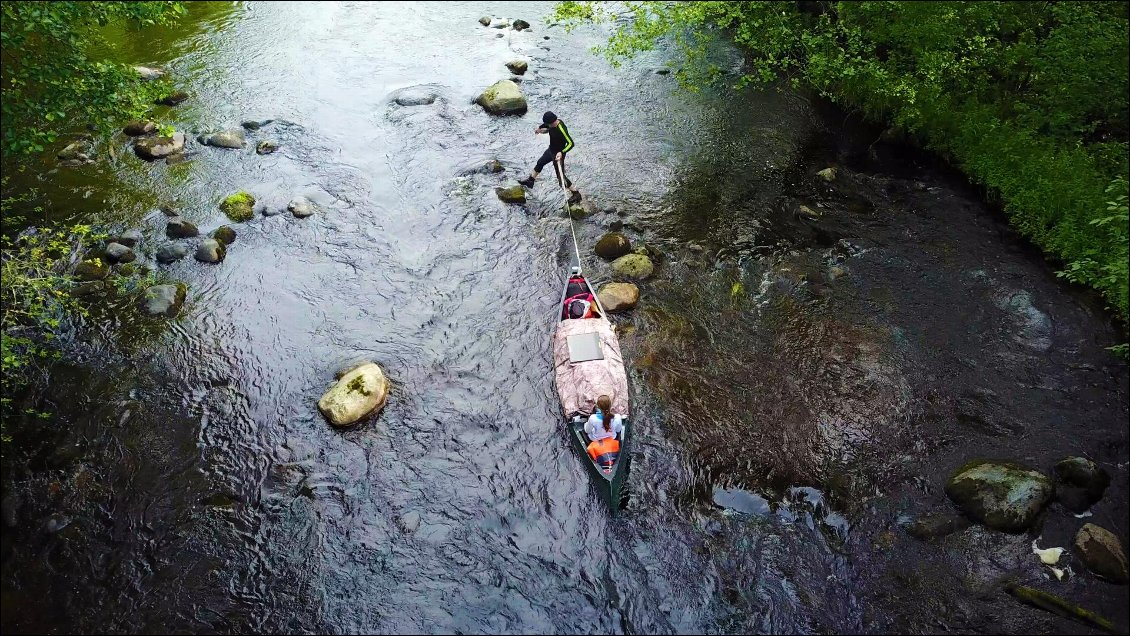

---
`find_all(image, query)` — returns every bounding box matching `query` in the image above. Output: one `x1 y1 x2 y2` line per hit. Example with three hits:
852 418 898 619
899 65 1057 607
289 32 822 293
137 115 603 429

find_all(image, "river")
2 2 1127 634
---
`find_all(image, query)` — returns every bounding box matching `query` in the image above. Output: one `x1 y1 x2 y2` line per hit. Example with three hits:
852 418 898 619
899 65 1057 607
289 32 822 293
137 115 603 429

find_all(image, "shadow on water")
2 2 1127 635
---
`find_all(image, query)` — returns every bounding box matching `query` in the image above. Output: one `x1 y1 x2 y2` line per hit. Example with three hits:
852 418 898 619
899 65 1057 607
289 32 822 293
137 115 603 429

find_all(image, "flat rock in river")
165 217 199 239
198 129 246 149
944 459 1054 532
1075 523 1129 584
141 283 186 317
156 243 191 263
318 362 390 427
134 133 185 160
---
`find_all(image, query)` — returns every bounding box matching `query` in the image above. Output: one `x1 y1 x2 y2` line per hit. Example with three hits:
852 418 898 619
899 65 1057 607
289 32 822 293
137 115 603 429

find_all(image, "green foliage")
1 180 106 429
554 1 1130 329
0 1 186 154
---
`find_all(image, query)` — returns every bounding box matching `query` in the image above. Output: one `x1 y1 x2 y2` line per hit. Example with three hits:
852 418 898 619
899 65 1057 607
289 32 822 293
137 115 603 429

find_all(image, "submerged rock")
611 253 655 280
134 132 185 160
317 362 390 427
399 511 421 534
595 232 631 260
598 282 640 312
817 166 837 182
165 217 199 239
394 88 437 106
194 238 226 263
140 283 187 317
475 80 527 116
256 140 279 155
1005 584 1115 632
513 19 531 30
104 242 136 264
1054 456 1111 513
156 90 189 106
288 196 317 218
70 281 106 297
123 120 156 136
74 259 109 281
198 129 246 149
944 459 1054 532
483 159 503 173
133 65 165 81
905 512 973 540
1075 523 1129 584
57 140 91 161
241 119 274 130
211 226 237 245
155 243 192 264
506 59 528 75
495 185 526 203
220 192 256 222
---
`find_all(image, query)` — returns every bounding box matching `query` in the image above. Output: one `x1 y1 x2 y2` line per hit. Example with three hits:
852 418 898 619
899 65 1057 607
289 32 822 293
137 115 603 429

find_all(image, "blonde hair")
597 395 612 430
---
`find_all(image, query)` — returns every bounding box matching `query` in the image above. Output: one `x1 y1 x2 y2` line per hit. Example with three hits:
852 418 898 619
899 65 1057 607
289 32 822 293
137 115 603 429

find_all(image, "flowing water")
2 2 1128 634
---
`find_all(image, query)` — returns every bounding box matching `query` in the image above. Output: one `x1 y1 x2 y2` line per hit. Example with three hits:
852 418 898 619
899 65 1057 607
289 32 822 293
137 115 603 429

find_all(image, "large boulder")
506 59 528 75
156 243 191 264
595 232 632 260
211 226 237 245
495 185 526 203
611 253 655 280
74 259 109 281
140 283 186 317
475 80 527 116
288 196 317 218
123 120 156 136
134 132 185 160
1054 456 1111 513
513 19 531 30
220 192 256 222
944 459 1055 532
478 16 491 26
1075 524 1129 584
104 242 136 264
317 362 390 427
598 282 640 312
165 217 199 239
198 129 246 149
194 239 226 263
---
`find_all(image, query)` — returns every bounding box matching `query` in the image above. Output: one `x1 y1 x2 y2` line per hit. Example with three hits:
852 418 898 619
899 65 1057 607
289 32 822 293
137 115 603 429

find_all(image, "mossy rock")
611 253 655 280
211 226 237 245
74 259 110 281
475 80 527 116
220 192 256 222
944 459 1054 533
495 185 526 204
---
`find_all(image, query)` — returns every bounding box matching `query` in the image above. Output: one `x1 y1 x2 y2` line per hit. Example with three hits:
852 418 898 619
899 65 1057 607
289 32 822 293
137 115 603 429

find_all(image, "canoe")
552 266 632 512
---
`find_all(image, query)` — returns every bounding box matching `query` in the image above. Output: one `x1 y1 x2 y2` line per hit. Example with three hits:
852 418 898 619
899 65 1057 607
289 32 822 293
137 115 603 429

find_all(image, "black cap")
542 111 557 125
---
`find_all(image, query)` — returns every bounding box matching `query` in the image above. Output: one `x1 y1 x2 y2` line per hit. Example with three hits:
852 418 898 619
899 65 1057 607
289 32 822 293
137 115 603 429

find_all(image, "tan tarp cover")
553 318 630 418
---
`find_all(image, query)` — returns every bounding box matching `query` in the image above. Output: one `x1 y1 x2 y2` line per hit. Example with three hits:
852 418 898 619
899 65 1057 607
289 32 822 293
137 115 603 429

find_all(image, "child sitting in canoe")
585 395 623 466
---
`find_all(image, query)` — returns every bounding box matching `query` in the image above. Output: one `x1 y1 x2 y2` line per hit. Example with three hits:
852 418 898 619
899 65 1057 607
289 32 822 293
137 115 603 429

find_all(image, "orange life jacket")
587 437 620 467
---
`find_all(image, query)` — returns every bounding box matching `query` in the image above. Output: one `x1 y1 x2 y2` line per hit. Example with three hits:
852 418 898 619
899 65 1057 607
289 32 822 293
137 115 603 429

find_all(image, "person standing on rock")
518 111 582 204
